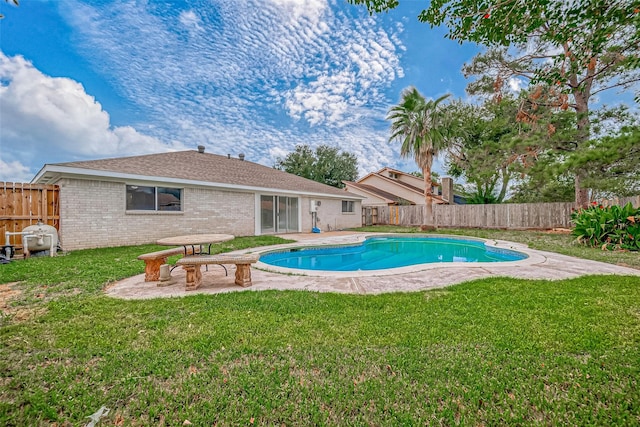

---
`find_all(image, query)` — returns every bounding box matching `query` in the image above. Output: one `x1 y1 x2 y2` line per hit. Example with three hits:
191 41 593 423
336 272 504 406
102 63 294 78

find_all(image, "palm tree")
387 87 451 229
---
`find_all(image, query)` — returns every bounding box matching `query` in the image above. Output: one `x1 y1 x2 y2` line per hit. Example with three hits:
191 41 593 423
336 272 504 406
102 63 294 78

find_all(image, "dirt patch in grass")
544 228 572 234
0 282 49 322
11 306 48 322
0 282 22 310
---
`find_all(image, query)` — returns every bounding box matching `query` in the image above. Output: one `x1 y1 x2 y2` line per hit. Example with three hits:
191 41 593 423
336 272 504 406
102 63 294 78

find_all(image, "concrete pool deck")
105 231 640 299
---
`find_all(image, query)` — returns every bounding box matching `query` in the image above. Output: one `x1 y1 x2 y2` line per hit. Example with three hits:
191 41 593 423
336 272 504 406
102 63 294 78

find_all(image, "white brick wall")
59 179 254 250
58 179 362 250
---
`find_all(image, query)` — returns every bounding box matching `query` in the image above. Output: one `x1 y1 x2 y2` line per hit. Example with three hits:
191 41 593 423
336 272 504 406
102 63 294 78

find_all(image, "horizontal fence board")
0 215 62 221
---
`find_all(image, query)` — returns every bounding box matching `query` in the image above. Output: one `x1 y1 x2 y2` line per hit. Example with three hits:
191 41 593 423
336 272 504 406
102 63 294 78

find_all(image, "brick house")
31 148 363 250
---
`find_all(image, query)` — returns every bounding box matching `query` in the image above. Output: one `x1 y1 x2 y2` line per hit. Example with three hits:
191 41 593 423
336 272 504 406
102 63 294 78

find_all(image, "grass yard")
1 231 639 425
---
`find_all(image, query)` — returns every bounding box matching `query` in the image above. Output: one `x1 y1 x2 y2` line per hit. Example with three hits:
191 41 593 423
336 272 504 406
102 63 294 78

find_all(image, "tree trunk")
497 166 509 203
422 165 435 230
574 172 590 208
574 91 591 208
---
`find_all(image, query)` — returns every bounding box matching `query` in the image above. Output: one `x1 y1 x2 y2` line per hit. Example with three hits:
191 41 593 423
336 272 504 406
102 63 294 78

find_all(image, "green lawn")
1 232 639 426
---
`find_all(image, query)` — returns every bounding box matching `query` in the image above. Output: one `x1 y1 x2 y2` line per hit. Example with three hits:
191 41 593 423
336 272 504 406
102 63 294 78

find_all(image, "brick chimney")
441 177 454 204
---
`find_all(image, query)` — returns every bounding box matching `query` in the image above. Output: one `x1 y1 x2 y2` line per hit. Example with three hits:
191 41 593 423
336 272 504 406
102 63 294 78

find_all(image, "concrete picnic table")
156 233 235 255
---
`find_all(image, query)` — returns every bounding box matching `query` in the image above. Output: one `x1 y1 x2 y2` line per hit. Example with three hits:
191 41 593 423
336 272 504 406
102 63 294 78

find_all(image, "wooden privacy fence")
597 195 640 208
0 182 60 247
366 196 640 229
435 203 575 229
369 202 575 229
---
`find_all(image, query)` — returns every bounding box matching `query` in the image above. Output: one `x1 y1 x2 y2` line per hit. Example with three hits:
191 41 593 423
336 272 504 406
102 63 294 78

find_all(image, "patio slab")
105 232 640 299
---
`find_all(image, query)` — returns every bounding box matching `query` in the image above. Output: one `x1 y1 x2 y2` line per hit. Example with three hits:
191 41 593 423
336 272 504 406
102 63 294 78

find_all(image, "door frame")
256 194 301 234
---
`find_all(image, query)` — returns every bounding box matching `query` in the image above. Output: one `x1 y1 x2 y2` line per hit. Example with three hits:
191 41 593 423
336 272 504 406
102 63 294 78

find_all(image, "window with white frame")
126 185 182 211
342 200 355 213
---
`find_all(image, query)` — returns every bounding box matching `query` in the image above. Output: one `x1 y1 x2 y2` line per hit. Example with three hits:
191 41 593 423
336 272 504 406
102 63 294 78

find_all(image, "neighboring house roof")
355 172 420 195
32 150 363 199
453 194 467 205
373 167 441 188
349 167 447 205
360 172 441 198
382 176 424 194
359 170 440 194
432 194 446 203
344 181 412 205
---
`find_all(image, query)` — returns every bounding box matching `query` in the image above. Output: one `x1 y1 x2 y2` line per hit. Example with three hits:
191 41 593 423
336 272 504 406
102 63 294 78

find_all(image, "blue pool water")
260 236 528 271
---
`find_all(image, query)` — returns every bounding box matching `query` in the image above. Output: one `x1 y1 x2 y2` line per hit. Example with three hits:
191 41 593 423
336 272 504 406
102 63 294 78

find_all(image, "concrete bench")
137 247 198 282
176 253 260 291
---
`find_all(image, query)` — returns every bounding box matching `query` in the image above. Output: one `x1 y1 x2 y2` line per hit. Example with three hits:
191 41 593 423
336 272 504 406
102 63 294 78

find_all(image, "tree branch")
590 77 640 96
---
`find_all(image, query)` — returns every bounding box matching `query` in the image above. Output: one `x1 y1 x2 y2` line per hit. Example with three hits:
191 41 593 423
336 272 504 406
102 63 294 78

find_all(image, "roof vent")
238 153 245 161
197 145 205 153
227 154 231 159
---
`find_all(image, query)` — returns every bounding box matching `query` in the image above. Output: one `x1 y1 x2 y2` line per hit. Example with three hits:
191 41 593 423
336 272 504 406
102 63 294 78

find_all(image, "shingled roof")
344 181 411 205
33 150 360 198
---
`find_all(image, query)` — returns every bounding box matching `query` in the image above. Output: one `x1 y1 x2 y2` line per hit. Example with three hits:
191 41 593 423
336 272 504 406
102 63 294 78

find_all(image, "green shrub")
571 202 640 251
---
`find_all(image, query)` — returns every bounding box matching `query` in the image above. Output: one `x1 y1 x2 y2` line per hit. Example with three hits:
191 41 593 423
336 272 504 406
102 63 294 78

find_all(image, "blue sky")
0 0 481 182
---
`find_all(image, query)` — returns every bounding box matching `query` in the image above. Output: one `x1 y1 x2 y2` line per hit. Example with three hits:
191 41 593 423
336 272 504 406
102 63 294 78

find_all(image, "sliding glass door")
260 195 299 234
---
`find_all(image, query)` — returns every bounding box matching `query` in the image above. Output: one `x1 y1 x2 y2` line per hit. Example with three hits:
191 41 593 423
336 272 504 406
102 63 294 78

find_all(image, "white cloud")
508 77 523 92
0 158 32 182
0 52 183 177
35 0 409 176
267 0 328 22
66 2 402 107
285 70 366 126
178 10 198 26
178 10 203 32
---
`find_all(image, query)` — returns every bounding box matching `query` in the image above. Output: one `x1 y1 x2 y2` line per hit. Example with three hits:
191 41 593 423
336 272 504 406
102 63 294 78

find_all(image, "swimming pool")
260 236 528 272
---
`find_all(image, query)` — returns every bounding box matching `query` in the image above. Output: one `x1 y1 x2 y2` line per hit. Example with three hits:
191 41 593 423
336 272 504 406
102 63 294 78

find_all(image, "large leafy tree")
444 97 523 203
508 154 576 203
567 125 640 197
499 98 580 203
502 105 640 202
274 144 358 188
351 0 640 207
387 87 451 228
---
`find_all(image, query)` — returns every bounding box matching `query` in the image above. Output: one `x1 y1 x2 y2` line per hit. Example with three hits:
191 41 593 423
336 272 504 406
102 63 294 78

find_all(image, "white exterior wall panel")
303 197 361 232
